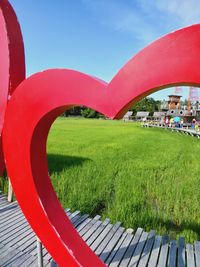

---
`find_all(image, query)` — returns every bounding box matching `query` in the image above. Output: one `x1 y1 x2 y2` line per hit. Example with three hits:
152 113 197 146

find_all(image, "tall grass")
47 118 200 243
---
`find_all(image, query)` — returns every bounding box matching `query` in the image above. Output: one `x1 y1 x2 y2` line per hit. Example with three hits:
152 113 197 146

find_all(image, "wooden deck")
1 194 200 266
142 123 200 138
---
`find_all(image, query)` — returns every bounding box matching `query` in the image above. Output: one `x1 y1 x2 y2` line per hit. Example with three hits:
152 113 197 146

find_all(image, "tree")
131 97 161 116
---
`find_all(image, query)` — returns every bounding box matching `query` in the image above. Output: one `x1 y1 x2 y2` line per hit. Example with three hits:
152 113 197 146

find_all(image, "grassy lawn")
47 117 200 243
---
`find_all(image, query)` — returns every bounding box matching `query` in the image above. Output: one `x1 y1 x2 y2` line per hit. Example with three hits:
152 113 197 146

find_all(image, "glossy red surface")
2 1 200 266
0 0 25 174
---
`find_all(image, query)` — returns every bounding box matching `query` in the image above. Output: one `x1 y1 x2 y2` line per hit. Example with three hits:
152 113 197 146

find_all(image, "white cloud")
82 0 200 47
82 0 160 44
141 0 200 26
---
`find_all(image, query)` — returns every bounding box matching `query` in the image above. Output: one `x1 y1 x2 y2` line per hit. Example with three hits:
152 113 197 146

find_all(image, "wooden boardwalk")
1 194 200 266
142 124 200 138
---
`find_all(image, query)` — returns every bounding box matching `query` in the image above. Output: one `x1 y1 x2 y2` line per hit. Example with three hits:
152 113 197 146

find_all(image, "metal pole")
7 178 13 202
37 237 43 267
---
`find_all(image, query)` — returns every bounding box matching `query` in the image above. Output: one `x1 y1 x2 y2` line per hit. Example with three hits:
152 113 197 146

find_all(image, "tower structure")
168 95 181 110
188 86 199 111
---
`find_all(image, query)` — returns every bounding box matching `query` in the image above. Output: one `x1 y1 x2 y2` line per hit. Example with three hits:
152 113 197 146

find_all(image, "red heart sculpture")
0 0 25 174
2 1 200 266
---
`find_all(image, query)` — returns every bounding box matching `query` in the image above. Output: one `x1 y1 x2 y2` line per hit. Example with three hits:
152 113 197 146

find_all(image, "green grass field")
47 118 200 243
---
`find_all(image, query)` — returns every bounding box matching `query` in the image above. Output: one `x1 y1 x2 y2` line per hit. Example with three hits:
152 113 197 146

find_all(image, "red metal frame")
1 1 200 266
0 0 25 174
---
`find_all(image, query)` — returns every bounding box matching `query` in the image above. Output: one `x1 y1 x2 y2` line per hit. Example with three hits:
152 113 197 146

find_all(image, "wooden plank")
65 208 71 213
157 235 169 267
0 244 12 256
0 221 28 242
25 239 41 256
186 244 195 267
82 220 102 241
0 194 7 199
147 235 162 267
4 251 32 267
94 222 121 255
90 223 113 251
86 218 110 247
73 214 90 228
0 197 8 203
137 230 155 267
128 231 148 267
13 228 35 251
99 227 125 263
0 206 20 222
78 215 101 236
42 247 51 262
27 259 38 267
120 228 143 267
177 237 186 267
68 210 80 220
42 249 52 262
0 215 25 235
24 257 49 267
20 255 37 267
0 196 9 202
0 203 19 218
76 217 93 232
108 229 133 267
0 217 28 240
0 213 25 232
79 216 101 237
0 246 21 266
8 226 33 248
1 224 30 247
31 259 43 267
168 240 177 267
21 236 38 254
0 207 20 223
71 214 81 224
195 241 200 267
105 232 128 266
0 201 9 208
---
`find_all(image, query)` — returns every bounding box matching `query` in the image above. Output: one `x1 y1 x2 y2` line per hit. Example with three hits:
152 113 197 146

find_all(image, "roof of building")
153 112 166 117
123 111 133 118
136 111 149 117
168 95 182 97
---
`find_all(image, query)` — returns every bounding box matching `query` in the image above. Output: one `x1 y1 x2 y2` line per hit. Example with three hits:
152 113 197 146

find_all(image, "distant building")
160 94 196 122
123 111 133 121
167 95 181 109
135 112 149 120
153 112 166 120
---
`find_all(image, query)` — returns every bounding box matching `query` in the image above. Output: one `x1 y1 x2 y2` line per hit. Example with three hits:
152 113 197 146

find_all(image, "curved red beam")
0 0 25 174
3 9 200 267
3 70 108 266
108 24 200 119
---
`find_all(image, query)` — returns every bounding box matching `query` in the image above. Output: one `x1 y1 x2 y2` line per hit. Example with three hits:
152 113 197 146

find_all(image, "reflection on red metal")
2 1 200 266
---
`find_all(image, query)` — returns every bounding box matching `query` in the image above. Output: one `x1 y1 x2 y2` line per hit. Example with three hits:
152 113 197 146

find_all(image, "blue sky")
10 0 200 101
